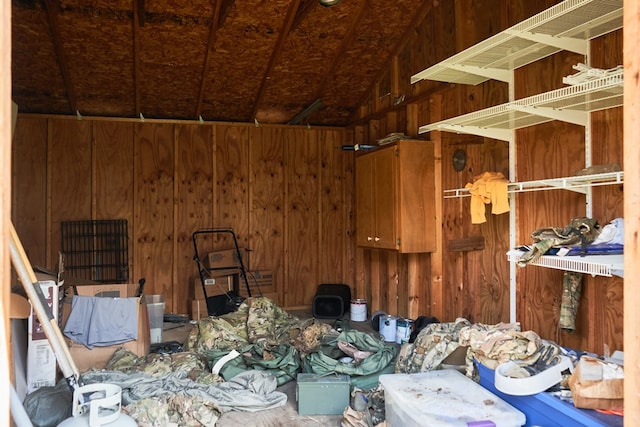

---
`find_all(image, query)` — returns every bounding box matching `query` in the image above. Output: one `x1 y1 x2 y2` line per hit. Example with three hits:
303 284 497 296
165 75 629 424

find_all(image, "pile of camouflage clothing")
78 297 398 426
182 297 398 387
335 318 571 427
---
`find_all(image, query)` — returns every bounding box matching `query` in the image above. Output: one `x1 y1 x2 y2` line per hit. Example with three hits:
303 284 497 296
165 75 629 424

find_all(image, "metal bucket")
380 315 397 342
350 299 367 322
395 318 414 344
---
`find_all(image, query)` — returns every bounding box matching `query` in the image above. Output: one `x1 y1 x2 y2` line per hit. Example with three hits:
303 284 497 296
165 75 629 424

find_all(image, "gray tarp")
81 369 287 412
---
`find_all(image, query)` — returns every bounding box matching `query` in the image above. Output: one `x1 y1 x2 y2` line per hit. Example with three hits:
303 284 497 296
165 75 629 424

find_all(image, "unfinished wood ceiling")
12 0 430 126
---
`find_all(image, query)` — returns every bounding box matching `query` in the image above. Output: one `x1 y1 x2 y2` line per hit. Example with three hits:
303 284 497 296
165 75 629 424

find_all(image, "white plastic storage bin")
379 370 526 427
144 294 165 344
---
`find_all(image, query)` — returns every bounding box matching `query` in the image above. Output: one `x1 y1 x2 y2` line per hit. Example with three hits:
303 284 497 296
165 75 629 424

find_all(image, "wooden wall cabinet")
355 139 436 253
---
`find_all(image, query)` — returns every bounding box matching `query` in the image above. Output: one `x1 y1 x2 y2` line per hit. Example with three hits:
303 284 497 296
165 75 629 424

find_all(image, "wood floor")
162 309 380 426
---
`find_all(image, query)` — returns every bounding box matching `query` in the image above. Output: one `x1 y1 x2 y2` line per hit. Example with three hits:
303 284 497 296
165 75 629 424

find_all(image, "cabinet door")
356 141 434 252
396 140 436 253
372 147 398 249
355 154 375 247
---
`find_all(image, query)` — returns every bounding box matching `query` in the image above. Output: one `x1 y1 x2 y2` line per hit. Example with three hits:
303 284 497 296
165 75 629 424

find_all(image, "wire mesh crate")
61 219 129 283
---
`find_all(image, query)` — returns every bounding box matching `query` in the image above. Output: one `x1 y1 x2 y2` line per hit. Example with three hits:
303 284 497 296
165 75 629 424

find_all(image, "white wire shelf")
444 170 623 198
418 70 623 139
411 0 622 85
507 250 623 277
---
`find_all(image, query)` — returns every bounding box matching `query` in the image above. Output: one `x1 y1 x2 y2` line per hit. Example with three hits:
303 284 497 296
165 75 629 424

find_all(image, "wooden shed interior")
4 0 640 421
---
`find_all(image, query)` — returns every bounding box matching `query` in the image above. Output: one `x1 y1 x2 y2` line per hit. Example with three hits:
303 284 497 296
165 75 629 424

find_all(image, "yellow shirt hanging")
464 172 510 224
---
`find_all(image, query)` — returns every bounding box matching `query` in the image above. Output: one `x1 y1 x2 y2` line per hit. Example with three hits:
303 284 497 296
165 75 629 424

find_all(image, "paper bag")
568 355 623 411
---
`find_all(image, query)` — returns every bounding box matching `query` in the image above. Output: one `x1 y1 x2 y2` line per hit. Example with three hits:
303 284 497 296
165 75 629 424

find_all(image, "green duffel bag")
301 329 398 389
206 343 301 386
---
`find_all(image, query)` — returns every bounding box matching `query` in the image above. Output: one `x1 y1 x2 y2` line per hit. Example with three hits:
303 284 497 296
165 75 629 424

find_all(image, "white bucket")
380 315 397 342
350 299 367 322
396 318 414 344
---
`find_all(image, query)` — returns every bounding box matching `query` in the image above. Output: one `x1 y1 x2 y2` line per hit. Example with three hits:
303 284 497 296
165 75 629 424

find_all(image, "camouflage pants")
559 271 583 333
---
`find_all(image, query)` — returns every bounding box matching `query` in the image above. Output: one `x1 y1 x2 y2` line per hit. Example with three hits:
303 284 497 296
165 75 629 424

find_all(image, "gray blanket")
82 369 286 411
81 369 287 426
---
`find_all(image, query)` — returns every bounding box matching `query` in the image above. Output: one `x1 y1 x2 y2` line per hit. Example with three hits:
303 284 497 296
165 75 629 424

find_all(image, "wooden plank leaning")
9 223 83 391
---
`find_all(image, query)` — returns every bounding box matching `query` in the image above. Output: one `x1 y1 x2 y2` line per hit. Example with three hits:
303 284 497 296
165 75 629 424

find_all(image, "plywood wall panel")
515 120 587 343
434 78 510 324
518 266 564 341
12 118 351 314
405 253 431 318
93 121 135 283
174 124 213 313
214 125 250 248
49 120 93 268
12 118 48 266
134 123 175 302
318 129 354 289
285 129 320 307
93 122 134 221
248 126 286 303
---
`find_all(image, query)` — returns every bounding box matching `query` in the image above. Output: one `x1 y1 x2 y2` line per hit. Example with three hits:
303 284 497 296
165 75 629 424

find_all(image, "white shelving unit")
412 0 622 86
507 250 624 278
411 0 624 322
419 70 623 140
444 171 624 198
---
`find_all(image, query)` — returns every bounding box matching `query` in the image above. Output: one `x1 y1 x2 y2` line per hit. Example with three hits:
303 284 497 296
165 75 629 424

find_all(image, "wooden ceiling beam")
137 0 145 27
217 0 235 28
44 0 77 113
195 0 228 119
250 0 302 121
349 0 434 123
290 0 317 34
133 0 143 116
307 0 369 122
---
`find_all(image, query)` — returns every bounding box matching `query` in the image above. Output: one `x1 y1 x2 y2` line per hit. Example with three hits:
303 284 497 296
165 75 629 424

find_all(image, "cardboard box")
65 297 150 372
27 280 59 393
191 299 208 321
194 274 235 300
73 283 139 298
244 270 274 295
569 356 624 411
203 248 250 270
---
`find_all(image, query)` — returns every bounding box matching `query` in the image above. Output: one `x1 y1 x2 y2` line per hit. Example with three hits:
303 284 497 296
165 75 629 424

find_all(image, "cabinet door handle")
374 237 380 242
367 236 373 241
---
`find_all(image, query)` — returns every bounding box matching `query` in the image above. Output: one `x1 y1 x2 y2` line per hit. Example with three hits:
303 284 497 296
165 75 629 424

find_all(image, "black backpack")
409 316 439 343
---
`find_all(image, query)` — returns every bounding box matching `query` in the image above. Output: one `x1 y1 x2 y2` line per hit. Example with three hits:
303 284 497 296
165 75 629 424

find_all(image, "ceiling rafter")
306 0 369 122
290 0 317 34
132 0 143 116
349 0 434 123
137 0 145 27
44 0 77 113
250 0 303 120
217 0 235 28
195 0 229 118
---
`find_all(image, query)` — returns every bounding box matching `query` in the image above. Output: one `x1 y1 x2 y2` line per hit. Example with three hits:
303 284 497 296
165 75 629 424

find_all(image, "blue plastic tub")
475 361 623 427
